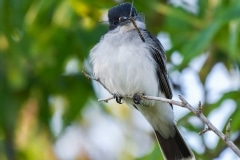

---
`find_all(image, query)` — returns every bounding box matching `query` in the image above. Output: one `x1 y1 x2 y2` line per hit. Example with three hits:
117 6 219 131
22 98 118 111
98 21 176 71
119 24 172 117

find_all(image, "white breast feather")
90 25 175 138
91 32 158 97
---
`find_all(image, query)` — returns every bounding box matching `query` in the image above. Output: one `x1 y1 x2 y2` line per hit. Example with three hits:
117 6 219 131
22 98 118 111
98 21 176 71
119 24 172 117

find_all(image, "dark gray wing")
143 30 172 99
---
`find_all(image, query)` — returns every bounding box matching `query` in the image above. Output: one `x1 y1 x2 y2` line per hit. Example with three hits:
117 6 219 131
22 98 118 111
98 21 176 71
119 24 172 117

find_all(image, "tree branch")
83 71 240 157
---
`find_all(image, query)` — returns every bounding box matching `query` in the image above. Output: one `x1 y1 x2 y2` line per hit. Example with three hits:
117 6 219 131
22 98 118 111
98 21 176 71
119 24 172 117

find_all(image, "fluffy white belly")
90 31 175 138
91 41 159 99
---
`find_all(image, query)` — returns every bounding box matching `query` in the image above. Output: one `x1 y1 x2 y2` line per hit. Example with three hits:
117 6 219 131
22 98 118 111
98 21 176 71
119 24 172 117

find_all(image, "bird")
90 2 195 160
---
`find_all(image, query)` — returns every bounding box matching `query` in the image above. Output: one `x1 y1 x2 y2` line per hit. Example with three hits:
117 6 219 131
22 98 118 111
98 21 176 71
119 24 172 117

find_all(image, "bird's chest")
93 44 158 97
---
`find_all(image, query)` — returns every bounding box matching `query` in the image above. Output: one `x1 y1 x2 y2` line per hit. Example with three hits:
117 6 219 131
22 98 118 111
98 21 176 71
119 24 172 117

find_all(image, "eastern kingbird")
90 3 195 160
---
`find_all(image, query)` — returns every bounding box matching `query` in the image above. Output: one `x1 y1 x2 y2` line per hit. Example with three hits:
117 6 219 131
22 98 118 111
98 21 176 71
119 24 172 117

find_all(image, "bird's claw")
113 93 122 104
133 93 143 104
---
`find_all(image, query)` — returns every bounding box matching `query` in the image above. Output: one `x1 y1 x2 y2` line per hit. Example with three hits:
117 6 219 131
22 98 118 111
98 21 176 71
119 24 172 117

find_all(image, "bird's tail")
154 126 195 160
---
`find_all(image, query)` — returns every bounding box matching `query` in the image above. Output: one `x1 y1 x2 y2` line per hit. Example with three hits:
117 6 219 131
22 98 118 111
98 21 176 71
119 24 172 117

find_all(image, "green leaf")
180 3 240 67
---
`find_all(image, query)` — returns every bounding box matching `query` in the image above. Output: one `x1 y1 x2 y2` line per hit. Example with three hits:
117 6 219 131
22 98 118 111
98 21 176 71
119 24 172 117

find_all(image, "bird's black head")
108 3 139 30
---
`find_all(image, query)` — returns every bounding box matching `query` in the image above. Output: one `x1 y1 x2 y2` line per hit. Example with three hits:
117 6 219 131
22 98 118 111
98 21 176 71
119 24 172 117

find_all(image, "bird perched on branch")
90 2 195 160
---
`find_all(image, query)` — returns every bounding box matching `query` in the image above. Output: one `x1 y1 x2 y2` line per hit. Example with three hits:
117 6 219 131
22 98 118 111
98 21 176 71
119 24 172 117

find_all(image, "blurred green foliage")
0 0 240 159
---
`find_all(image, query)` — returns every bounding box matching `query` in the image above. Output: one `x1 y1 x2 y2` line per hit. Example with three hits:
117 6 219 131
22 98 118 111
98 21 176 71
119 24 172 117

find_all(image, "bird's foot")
113 93 123 104
133 93 143 104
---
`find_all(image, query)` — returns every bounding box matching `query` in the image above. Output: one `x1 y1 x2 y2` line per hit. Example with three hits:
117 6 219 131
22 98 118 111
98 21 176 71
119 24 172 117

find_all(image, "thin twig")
129 17 145 42
83 73 240 157
82 71 113 95
199 127 211 135
226 119 232 140
196 101 202 116
98 96 114 103
178 95 240 157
